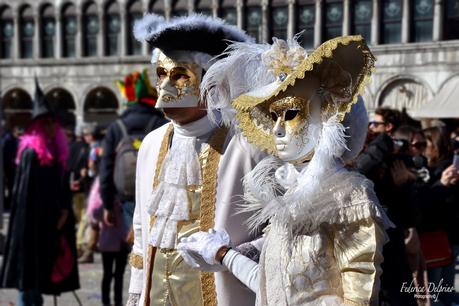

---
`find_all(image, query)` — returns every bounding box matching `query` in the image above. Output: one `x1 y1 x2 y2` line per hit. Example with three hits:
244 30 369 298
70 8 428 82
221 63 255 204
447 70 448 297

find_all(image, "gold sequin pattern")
129 253 144 270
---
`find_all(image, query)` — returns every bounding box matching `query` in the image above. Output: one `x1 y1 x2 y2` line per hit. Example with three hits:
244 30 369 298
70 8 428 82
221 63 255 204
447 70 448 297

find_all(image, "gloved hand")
178 247 227 272
177 229 231 266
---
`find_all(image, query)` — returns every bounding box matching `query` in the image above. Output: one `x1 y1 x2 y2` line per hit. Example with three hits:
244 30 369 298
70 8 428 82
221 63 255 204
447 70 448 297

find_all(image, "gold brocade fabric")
148 127 227 306
150 188 204 306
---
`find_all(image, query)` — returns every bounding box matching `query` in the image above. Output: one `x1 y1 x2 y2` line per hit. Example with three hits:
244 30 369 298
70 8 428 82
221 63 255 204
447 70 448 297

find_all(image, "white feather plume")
201 41 276 125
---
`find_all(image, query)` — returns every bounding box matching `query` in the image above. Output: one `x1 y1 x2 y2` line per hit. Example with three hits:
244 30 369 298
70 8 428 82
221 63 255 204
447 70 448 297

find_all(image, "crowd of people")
355 107 459 305
0 12 459 306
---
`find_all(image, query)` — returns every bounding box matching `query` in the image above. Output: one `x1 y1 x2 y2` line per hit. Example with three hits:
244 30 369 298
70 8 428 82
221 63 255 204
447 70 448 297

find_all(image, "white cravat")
148 115 217 249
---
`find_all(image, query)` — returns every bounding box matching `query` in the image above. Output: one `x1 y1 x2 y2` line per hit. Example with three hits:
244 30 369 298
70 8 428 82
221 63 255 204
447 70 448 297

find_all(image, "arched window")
127 0 142 55
105 1 121 56
323 0 343 41
444 0 459 40
271 0 288 40
84 87 119 125
380 0 402 44
173 0 188 17
83 1 99 57
0 6 14 59
62 3 77 58
351 0 372 42
219 0 237 25
410 0 433 42
149 0 165 16
41 4 55 58
20 5 34 59
245 1 262 42
45 88 76 126
196 0 213 16
2 88 33 129
296 0 315 48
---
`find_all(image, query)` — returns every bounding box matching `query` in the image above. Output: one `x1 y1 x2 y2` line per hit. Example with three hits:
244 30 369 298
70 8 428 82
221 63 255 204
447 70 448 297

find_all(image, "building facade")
0 0 459 129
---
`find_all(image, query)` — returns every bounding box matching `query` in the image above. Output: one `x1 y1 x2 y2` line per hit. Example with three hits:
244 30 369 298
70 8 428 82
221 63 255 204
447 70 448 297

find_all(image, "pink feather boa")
16 119 69 168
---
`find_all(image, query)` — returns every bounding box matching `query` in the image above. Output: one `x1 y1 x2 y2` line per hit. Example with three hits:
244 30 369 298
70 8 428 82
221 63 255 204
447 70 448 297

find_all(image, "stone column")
165 0 172 20
55 14 62 58
433 0 444 41
262 0 269 43
188 0 195 15
237 0 244 29
33 15 40 59
141 0 149 55
212 0 219 18
98 11 104 57
287 0 296 39
120 11 127 57
76 12 82 57
401 0 410 43
314 0 322 47
13 13 19 60
342 0 350 35
371 0 379 45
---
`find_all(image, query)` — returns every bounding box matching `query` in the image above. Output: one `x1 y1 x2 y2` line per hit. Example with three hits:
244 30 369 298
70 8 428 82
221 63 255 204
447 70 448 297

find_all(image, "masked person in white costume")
126 14 270 306
178 36 394 305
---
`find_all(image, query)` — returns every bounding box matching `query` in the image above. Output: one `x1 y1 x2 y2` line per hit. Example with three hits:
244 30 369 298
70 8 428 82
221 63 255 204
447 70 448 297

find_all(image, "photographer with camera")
356 108 422 305
417 126 459 306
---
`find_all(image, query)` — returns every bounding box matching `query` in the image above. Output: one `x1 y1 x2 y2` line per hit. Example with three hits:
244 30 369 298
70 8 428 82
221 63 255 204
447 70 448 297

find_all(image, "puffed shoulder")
329 171 394 230
225 128 267 162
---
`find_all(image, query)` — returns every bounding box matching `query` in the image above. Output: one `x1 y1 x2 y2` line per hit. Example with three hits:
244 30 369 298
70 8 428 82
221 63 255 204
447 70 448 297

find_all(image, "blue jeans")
428 245 459 306
18 290 43 306
121 201 135 231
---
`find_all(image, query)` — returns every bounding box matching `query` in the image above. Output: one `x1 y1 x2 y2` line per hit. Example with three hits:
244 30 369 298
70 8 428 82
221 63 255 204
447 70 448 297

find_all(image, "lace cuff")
126 293 141 306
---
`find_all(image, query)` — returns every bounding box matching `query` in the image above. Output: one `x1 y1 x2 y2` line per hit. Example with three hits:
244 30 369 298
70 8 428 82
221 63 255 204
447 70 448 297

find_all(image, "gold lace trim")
233 35 376 154
144 125 228 306
144 125 173 306
200 127 228 306
129 253 144 270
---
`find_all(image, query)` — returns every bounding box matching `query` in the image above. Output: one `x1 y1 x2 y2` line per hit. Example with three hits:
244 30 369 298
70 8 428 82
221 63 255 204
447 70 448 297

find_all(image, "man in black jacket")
100 71 168 229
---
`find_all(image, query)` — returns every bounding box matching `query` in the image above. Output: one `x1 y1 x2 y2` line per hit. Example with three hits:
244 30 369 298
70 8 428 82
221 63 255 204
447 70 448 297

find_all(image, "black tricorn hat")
133 14 253 58
32 76 53 120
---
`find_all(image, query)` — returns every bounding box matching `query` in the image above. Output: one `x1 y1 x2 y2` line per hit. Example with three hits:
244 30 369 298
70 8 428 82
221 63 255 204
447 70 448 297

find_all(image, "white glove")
178 248 227 272
177 229 231 265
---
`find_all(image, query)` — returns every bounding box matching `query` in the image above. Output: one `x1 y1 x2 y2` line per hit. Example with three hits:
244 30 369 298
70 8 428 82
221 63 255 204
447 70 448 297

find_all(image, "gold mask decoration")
233 36 376 158
269 96 309 136
156 52 202 108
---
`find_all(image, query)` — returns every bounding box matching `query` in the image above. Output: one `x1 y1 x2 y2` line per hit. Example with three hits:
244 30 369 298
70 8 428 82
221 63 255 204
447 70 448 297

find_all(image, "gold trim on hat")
233 35 376 155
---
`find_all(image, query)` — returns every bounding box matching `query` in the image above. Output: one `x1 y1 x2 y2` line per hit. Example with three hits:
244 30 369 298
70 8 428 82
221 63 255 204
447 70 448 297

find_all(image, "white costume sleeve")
222 249 260 293
128 137 147 295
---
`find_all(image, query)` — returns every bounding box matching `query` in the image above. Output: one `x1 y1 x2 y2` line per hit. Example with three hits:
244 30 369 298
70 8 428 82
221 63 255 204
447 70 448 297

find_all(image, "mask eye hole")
157 67 167 80
285 109 299 121
270 112 278 122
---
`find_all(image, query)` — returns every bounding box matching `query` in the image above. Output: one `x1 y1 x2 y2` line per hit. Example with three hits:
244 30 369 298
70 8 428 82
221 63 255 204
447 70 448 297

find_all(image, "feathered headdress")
116 69 157 107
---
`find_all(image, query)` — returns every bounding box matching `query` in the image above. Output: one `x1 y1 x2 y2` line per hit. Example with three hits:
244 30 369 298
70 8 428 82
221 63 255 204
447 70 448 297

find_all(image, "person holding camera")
356 109 421 306
417 126 459 306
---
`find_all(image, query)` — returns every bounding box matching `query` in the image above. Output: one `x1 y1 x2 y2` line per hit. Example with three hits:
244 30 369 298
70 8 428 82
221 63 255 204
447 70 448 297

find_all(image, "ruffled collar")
173 115 216 138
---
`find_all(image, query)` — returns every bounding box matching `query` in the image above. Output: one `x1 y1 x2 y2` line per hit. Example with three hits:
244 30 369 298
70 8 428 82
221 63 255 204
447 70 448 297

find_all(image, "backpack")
113 117 158 198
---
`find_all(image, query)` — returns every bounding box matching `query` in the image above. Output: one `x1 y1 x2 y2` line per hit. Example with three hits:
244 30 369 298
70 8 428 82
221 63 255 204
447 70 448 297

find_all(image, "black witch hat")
32 76 53 120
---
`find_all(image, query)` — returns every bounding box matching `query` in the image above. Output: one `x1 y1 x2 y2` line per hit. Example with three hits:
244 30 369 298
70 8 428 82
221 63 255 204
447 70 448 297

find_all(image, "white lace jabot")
148 115 217 249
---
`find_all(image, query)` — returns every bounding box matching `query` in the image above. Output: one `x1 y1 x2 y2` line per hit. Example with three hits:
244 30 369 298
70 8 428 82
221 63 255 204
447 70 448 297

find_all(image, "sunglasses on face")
411 141 427 150
369 121 386 127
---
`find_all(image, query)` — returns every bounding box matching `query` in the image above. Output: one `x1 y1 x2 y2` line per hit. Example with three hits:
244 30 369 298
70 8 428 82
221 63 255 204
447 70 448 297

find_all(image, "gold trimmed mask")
233 35 375 160
269 96 315 162
156 51 202 108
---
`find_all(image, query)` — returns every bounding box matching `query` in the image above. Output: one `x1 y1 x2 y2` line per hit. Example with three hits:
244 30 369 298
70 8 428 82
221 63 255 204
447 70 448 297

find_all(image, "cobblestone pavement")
0 252 131 306
0 213 130 306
